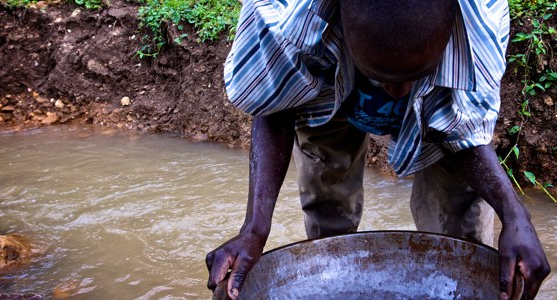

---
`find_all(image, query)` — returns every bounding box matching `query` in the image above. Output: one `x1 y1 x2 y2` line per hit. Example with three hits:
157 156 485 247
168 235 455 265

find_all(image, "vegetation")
1 0 34 7
2 0 104 9
505 0 557 201
1 0 240 58
136 0 240 57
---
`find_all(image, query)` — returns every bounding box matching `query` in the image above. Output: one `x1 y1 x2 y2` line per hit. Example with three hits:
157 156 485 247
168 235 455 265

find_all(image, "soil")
1 0 556 193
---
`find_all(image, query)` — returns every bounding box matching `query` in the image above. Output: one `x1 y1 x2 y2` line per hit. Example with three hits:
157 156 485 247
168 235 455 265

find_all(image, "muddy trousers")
292 118 495 246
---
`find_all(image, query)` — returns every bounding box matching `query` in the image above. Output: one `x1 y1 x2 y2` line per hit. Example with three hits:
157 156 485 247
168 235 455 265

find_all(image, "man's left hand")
498 213 550 299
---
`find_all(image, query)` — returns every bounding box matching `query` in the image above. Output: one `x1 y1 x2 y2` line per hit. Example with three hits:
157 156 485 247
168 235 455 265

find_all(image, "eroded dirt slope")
1 1 556 190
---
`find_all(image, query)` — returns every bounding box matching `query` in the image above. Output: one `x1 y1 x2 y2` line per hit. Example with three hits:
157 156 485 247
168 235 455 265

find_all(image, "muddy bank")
0 0 251 147
1 1 556 190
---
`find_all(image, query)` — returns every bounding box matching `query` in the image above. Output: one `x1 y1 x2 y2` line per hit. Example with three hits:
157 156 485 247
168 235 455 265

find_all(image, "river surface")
0 126 555 299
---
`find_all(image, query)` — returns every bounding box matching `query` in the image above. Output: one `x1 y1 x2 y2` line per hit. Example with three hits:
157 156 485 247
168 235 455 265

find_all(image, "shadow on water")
0 126 555 299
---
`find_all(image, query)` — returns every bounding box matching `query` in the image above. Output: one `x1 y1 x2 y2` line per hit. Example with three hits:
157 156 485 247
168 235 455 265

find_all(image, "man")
206 0 550 299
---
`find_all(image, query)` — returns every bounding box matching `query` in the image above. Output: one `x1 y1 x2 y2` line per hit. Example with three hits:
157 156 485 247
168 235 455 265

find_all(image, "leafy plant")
136 0 240 57
509 0 557 21
1 0 104 9
508 13 556 96
499 147 525 195
524 171 557 203
504 0 556 201
71 0 104 10
1 0 35 7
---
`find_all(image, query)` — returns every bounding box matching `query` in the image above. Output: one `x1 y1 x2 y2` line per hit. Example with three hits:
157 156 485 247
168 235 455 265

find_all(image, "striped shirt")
224 0 510 177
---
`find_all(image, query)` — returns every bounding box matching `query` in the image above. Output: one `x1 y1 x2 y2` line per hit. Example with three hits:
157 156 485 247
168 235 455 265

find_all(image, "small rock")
32 91 39 98
543 95 554 106
192 133 208 142
36 96 48 103
0 234 32 268
71 8 81 17
41 112 60 125
32 115 44 121
86 59 109 76
1 105 15 112
120 97 131 106
109 112 120 122
54 100 65 109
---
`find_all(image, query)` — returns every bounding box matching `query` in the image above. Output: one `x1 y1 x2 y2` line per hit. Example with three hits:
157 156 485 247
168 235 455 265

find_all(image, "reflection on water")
0 126 555 299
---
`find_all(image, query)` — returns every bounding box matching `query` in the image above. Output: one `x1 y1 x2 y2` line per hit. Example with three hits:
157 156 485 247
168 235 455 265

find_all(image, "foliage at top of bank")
135 0 240 57
503 0 557 200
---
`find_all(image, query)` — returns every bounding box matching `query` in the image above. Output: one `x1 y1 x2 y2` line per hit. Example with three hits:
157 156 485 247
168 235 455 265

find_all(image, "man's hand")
206 233 266 299
498 215 550 299
447 145 550 299
206 112 295 299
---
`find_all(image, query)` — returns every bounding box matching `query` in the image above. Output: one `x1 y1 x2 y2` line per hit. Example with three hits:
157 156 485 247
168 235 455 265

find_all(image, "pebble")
54 99 65 109
41 112 59 125
71 9 81 17
0 234 32 268
1 105 15 112
36 96 48 103
120 96 131 106
543 95 554 106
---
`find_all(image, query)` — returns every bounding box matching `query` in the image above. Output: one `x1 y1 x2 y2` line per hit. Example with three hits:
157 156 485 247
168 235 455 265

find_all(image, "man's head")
340 0 457 97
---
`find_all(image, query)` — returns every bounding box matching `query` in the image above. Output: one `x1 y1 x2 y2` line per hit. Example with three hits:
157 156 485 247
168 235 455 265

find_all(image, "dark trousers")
293 117 494 246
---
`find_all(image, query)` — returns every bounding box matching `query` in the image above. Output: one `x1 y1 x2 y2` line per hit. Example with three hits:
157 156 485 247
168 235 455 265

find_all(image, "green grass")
509 0 557 21
1 0 104 8
136 0 240 57
2 0 34 7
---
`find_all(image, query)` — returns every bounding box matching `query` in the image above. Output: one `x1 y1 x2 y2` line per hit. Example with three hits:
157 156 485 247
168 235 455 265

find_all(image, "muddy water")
0 126 555 299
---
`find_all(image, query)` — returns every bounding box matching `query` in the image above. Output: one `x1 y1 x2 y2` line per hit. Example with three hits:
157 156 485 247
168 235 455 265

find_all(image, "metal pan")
237 231 500 299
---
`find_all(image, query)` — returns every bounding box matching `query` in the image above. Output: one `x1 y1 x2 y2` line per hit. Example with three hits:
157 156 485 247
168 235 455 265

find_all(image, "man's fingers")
206 251 214 272
226 256 254 299
499 252 516 299
518 257 551 300
207 252 234 290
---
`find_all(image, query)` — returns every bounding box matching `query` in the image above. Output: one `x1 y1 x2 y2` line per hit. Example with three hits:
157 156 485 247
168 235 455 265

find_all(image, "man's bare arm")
206 111 296 299
447 145 550 299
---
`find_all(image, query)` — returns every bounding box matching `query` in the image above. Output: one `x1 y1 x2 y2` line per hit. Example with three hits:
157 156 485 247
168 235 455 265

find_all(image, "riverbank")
1 0 556 191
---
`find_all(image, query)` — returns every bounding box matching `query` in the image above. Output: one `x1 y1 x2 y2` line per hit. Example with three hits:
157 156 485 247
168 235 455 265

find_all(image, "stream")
0 126 555 299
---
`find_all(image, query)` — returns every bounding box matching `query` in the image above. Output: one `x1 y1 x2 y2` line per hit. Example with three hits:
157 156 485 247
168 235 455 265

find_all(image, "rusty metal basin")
238 231 499 299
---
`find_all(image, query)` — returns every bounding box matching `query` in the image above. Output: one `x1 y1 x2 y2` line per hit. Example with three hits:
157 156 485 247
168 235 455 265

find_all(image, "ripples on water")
0 126 555 299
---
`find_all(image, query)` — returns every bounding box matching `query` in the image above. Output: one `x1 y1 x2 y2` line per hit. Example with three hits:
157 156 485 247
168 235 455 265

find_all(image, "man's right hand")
207 113 295 299
206 232 266 300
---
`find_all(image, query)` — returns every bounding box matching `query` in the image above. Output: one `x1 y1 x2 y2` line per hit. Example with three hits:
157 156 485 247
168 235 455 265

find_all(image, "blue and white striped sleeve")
223 0 332 116
442 0 510 152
